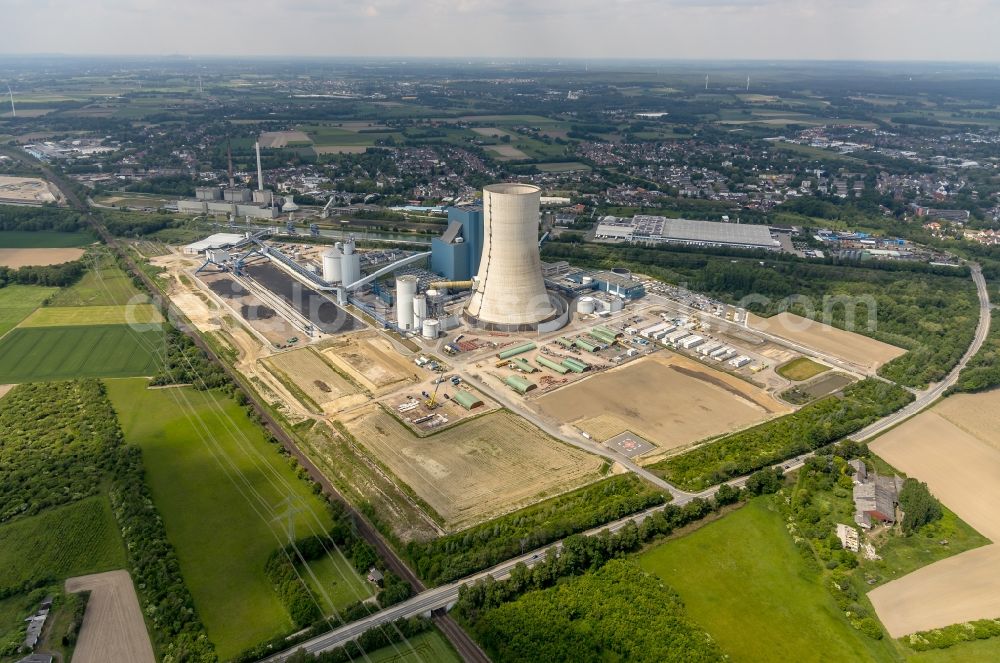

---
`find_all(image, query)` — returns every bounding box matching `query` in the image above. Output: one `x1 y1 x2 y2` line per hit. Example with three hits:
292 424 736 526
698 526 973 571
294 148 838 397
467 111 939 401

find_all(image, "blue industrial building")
565 270 646 299
431 205 483 281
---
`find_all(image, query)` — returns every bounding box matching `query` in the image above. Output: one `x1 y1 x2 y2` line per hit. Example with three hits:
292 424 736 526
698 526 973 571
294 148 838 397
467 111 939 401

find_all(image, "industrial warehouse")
595 214 782 250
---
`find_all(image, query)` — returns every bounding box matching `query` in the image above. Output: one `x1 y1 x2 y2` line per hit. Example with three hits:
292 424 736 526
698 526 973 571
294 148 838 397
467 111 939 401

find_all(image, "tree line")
403 474 667 586
655 379 914 491
263 501 413 630
453 469 785 662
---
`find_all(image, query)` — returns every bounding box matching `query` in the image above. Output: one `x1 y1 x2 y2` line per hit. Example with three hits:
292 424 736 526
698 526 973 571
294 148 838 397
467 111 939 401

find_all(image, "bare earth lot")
342 406 604 531
0 175 62 204
65 570 155 663
0 247 84 268
533 352 790 454
748 312 905 371
261 346 364 413
869 391 1000 637
322 331 416 394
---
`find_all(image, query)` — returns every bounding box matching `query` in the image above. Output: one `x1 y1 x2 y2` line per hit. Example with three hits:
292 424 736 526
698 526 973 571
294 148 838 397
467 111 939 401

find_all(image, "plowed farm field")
869 390 1000 637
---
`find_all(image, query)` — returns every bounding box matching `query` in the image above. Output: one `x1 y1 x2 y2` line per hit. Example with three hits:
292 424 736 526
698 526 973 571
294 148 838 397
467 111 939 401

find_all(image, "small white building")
680 335 704 349
836 523 860 552
729 355 752 368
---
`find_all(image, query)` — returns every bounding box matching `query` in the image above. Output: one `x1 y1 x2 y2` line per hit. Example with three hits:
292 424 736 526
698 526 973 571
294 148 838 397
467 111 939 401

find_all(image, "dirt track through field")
868 391 1000 637
748 312 905 371
65 570 155 663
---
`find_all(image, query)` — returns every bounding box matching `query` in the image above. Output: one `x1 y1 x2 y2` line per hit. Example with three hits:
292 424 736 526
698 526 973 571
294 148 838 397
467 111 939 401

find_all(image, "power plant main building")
463 183 564 332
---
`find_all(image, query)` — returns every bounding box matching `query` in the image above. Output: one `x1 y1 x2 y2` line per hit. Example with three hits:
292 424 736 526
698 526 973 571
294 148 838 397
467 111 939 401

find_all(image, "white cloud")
0 0 996 60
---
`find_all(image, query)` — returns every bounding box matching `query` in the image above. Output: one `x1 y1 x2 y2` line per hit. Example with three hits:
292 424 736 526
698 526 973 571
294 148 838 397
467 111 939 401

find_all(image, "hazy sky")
3 0 999 61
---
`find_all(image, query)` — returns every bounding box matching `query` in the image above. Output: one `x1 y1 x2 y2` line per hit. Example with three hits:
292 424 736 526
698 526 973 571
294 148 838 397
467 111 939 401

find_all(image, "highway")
262 264 991 662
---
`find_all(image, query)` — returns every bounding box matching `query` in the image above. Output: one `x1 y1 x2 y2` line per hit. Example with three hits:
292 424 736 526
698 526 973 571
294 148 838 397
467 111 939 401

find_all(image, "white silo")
577 296 596 314
340 238 361 286
463 183 556 330
395 276 418 331
412 293 428 330
422 318 440 339
322 246 342 283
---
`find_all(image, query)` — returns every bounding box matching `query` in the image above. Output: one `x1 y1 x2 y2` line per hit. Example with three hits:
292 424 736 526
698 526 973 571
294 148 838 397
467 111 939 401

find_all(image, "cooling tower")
463 183 557 331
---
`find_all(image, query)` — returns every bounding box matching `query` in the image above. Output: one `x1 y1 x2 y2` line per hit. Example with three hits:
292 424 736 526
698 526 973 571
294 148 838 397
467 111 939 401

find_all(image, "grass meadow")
18 304 163 327
106 378 369 659
777 357 831 381
364 631 461 663
638 499 897 662
0 284 57 338
0 324 164 382
48 253 144 307
0 230 94 248
0 495 126 590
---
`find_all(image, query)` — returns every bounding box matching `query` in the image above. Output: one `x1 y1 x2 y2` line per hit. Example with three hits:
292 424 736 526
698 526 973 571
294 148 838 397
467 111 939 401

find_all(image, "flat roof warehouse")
596 215 781 250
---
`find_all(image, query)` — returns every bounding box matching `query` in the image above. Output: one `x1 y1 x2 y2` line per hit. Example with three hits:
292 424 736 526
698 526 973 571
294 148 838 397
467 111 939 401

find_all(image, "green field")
0 324 164 382
639 499 896 662
535 161 591 173
106 379 369 659
0 285 58 337
907 640 1000 663
0 230 94 248
48 253 143 307
304 552 374 616
18 304 163 327
363 630 461 663
776 357 831 381
0 496 126 590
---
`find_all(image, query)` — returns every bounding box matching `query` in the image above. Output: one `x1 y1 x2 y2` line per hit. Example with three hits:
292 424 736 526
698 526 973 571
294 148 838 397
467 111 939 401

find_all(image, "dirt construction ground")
748 312 905 372
322 332 417 394
261 346 365 414
65 570 155 663
342 406 605 531
533 352 791 455
868 390 1000 637
0 247 84 268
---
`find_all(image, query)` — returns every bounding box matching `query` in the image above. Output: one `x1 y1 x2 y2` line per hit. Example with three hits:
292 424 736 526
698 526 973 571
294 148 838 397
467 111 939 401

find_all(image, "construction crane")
320 196 337 219
425 378 444 409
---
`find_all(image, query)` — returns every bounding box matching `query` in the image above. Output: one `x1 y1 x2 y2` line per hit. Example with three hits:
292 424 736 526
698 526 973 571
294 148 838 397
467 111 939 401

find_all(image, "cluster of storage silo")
321 238 361 287
394 275 442 339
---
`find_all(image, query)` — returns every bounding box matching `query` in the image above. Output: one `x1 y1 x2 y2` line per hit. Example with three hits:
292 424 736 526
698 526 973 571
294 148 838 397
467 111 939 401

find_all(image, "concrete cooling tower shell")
463 183 557 331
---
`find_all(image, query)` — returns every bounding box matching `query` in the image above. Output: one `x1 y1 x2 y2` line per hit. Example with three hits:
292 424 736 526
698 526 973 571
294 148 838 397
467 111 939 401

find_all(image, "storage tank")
412 294 428 330
340 238 361 286
577 296 596 314
581 276 594 285
463 183 556 330
422 319 440 339
395 276 418 331
322 246 342 283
